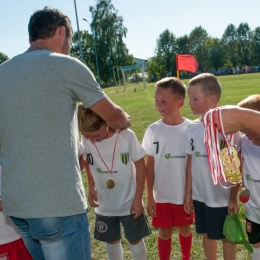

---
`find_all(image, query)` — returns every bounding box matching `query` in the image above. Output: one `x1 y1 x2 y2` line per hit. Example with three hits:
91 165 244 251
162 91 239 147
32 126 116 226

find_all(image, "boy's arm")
228 150 242 214
131 157 146 219
85 160 99 207
145 154 156 218
184 154 193 214
228 184 239 214
79 154 86 171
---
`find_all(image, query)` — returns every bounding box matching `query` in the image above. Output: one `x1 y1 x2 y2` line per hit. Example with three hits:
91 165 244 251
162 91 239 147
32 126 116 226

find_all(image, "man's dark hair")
28 6 73 42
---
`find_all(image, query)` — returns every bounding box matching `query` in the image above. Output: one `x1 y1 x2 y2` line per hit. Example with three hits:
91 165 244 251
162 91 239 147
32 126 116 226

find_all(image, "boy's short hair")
78 104 105 133
237 94 260 112
155 77 186 99
28 6 73 42
188 73 222 101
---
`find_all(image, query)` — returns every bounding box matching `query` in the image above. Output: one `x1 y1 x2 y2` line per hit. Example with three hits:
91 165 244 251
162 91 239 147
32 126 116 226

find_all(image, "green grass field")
84 73 260 259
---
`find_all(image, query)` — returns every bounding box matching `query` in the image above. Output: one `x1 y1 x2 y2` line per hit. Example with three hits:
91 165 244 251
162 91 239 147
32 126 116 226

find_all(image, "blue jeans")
11 213 91 260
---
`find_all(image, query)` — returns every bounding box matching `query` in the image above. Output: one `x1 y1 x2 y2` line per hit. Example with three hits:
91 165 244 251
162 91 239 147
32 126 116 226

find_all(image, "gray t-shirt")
0 50 106 218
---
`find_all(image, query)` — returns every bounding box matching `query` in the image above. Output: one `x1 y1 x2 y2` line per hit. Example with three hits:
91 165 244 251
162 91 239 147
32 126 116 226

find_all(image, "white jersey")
80 129 145 216
0 166 21 244
185 119 241 207
241 135 260 211
142 119 191 204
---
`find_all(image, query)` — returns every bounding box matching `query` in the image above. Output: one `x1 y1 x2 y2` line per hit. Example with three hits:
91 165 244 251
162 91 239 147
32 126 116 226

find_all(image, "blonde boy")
78 105 151 260
184 73 240 260
142 77 193 260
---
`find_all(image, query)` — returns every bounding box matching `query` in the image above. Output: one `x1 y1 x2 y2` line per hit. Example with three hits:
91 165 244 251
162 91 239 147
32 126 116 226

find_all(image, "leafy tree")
153 29 177 77
236 23 252 66
251 27 260 65
222 24 238 67
0 52 9 64
176 35 191 54
205 38 225 71
189 26 208 71
89 0 134 84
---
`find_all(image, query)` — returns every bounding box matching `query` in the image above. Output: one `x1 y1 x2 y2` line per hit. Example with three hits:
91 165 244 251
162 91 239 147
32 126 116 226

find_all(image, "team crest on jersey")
120 153 129 165
0 253 9 260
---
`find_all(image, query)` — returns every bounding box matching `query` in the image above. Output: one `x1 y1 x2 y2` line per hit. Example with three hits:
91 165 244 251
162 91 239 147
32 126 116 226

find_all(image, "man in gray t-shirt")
0 7 129 260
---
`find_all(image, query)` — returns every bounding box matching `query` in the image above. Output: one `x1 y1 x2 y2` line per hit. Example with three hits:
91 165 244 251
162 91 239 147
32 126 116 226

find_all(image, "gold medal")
220 146 242 184
106 179 115 189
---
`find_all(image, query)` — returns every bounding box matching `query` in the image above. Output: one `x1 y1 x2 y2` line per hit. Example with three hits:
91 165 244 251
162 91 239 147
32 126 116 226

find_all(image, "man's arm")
214 106 260 134
90 96 131 129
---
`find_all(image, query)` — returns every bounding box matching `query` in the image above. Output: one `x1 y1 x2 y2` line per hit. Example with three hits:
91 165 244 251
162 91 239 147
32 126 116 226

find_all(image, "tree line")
1 0 260 85
148 23 260 80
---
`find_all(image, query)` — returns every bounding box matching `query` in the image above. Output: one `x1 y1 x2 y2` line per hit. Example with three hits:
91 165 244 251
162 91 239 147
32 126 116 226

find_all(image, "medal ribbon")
93 129 121 177
203 109 235 186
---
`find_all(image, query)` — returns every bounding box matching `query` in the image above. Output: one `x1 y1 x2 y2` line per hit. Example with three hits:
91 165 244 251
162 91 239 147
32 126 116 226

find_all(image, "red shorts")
152 203 194 229
0 238 32 260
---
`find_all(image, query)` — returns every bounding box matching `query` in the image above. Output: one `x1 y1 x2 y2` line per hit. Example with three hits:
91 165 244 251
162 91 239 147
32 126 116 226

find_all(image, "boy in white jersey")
78 104 151 260
237 94 260 260
142 77 194 260
184 73 240 260
0 165 32 260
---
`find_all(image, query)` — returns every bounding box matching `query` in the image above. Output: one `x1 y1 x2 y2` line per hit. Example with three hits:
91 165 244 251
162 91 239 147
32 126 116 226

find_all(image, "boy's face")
188 83 214 115
242 129 260 146
81 124 108 143
154 86 184 119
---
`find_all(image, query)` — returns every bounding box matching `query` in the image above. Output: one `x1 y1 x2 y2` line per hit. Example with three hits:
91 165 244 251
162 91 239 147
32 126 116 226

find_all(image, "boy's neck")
162 114 184 126
104 127 117 139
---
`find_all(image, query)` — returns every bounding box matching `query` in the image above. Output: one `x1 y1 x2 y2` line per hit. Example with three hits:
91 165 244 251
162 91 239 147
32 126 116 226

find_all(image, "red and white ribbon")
203 108 234 186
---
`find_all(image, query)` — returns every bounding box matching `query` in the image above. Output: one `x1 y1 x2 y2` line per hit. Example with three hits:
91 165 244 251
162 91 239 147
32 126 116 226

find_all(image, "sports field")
84 73 260 259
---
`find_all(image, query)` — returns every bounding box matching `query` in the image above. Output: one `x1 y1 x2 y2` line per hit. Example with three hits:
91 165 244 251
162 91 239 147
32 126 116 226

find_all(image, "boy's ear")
178 98 185 108
210 95 218 104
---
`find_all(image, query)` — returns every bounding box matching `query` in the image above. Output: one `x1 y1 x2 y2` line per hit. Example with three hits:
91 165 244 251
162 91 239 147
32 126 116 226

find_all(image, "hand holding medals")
204 109 250 203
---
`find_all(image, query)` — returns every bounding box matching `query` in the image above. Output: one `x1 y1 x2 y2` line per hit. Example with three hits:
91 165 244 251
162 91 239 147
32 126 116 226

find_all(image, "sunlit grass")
84 73 259 259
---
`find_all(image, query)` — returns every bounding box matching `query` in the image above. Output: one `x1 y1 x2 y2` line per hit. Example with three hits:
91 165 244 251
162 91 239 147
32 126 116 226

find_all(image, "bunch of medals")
204 109 250 203
204 109 242 186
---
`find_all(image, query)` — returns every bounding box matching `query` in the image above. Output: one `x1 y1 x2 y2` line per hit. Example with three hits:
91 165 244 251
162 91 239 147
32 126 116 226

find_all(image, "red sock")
158 237 171 260
179 233 192 260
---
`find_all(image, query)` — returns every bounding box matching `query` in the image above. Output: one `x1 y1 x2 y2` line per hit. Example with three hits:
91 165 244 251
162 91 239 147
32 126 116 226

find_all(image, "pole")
73 0 84 62
83 18 101 87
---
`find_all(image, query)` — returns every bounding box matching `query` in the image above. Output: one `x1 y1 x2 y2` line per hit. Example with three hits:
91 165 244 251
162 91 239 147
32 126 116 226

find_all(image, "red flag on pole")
176 54 198 73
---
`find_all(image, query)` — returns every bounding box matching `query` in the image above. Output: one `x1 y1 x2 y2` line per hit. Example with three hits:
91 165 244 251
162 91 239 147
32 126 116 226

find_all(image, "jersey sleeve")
79 136 86 156
234 131 242 152
125 130 146 162
142 127 154 156
185 124 193 154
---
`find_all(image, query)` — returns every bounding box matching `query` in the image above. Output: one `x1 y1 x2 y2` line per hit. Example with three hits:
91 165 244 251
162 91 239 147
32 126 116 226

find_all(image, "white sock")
252 246 260 260
129 239 147 260
106 242 123 260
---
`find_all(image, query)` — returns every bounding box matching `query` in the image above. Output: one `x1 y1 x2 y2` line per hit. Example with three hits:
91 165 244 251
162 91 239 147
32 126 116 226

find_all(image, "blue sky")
1 0 259 60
